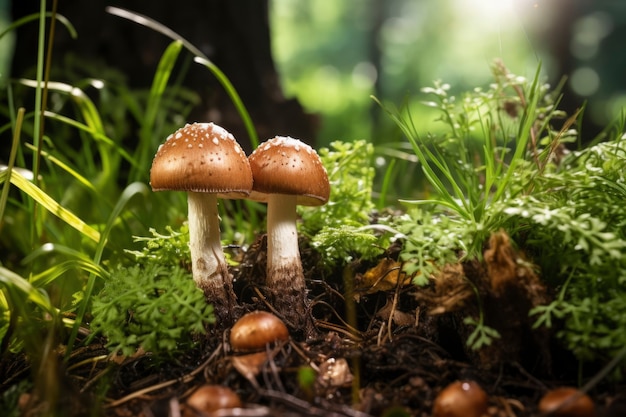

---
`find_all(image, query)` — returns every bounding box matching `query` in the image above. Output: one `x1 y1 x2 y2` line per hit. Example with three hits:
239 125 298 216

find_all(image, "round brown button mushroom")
150 122 252 324
230 310 289 353
247 136 329 329
432 380 488 417
229 311 290 381
184 384 241 416
538 387 594 417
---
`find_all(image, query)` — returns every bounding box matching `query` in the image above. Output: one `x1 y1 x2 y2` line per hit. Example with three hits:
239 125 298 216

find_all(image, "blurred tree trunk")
10 0 317 151
538 0 597 144
367 0 385 133
528 0 610 145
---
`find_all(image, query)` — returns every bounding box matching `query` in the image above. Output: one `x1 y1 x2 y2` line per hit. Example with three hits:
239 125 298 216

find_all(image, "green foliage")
311 225 382 265
379 64 547 292
379 61 563 258
90 263 213 357
1 5 263 367
383 62 626 365
126 225 191 268
464 315 501 351
300 139 376 234
394 208 465 286
502 137 626 361
380 61 572 272
127 221 248 268
299 140 386 263
0 266 59 354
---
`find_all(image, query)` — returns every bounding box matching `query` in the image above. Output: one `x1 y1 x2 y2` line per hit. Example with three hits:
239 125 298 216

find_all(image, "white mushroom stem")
264 194 309 328
187 192 236 321
266 194 303 282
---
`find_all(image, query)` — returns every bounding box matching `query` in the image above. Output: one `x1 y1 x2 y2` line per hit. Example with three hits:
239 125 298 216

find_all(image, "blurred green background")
3 0 625 149
269 0 626 146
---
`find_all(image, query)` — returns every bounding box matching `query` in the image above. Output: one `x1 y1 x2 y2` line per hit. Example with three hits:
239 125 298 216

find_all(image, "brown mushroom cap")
184 384 241 416
230 311 289 353
538 387 594 417
150 122 252 198
432 380 488 417
248 136 330 206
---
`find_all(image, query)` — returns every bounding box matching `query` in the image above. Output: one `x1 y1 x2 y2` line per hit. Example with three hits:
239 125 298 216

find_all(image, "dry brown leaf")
354 259 412 300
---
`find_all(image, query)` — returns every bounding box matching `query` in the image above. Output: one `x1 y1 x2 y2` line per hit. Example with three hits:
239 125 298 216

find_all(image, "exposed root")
412 230 552 371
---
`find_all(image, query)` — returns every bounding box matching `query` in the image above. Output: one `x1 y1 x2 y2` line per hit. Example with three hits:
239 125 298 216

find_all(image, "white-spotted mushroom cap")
247 136 330 206
150 123 252 198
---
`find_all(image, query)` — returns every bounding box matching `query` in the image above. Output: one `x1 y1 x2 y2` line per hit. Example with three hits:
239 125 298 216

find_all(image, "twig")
105 344 223 408
258 388 374 417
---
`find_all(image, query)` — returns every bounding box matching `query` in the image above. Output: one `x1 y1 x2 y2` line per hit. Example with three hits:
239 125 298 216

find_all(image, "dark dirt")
3 232 625 417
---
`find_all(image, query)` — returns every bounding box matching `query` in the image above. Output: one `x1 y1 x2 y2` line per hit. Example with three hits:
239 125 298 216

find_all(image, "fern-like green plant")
381 60 626 369
299 140 387 264
90 263 213 357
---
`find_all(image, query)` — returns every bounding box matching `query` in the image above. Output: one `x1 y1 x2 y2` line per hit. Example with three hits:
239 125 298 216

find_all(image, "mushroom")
230 310 290 353
247 136 330 329
229 311 289 381
184 384 241 416
538 387 594 417
150 122 252 324
432 380 488 417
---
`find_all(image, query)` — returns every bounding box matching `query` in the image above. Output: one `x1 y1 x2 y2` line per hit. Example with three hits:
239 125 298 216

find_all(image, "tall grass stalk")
0 108 24 221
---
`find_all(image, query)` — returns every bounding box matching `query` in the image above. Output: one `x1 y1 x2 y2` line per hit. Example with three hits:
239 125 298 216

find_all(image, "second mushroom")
248 136 330 330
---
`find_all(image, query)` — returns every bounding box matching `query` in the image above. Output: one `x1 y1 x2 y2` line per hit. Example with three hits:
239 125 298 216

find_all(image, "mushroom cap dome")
185 384 242 414
432 380 488 417
230 310 289 353
150 122 252 198
247 136 330 206
538 387 594 417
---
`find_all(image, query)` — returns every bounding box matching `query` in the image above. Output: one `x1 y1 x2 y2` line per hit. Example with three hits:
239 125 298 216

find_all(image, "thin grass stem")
0 108 24 222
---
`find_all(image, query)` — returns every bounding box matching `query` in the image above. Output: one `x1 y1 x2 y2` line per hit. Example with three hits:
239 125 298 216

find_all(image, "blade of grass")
29 260 108 287
133 40 184 182
41 111 136 166
19 79 111 174
22 242 92 264
24 142 97 194
0 108 24 222
374 97 466 216
492 63 542 202
0 267 55 315
193 56 259 148
0 169 101 243
29 0 48 245
377 157 396 210
0 12 76 41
